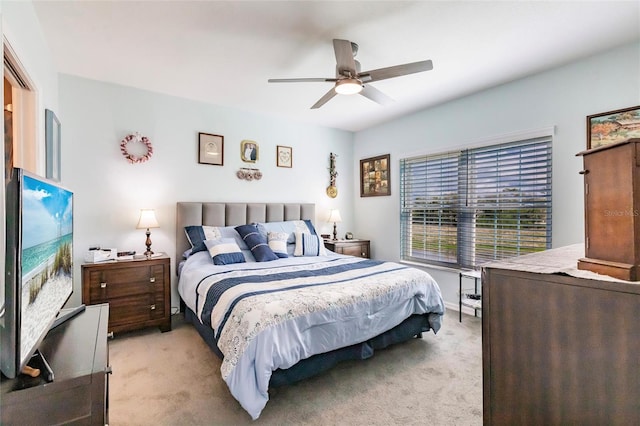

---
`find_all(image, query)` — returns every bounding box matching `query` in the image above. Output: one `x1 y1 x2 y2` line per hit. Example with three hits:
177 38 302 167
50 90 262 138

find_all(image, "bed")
176 202 445 419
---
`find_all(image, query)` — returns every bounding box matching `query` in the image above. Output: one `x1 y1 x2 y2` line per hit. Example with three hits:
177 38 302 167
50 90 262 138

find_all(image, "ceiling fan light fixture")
335 78 363 95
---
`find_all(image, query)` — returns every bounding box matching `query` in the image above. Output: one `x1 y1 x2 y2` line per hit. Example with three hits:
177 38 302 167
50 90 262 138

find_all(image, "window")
400 136 552 269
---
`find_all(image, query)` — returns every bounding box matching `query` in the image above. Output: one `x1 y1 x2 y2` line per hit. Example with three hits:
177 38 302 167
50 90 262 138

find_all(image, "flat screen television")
1 168 74 379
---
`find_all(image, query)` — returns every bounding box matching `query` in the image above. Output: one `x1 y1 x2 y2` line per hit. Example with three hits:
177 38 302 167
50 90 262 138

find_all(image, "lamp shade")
328 209 342 223
136 209 159 229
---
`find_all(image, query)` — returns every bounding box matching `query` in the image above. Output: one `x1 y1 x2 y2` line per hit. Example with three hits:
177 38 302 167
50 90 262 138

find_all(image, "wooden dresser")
324 239 370 258
482 245 640 425
1 304 110 425
82 255 171 334
577 138 640 280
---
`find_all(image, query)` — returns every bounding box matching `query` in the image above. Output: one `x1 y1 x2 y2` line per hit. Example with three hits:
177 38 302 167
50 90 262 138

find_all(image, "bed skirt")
183 307 431 387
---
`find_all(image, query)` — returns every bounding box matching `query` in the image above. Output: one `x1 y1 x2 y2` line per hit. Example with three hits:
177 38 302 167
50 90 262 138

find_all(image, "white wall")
353 41 640 307
59 75 354 308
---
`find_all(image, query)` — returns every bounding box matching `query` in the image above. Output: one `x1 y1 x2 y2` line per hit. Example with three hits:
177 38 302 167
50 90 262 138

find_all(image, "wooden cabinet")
577 138 640 280
1 304 110 425
482 246 640 425
82 255 171 334
324 239 370 258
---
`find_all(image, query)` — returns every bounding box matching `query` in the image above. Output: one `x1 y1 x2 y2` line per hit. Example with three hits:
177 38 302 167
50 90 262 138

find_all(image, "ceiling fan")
268 39 433 109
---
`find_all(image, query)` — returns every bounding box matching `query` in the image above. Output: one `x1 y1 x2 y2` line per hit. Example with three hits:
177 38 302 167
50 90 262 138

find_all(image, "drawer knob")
150 304 156 310
100 282 107 288
149 277 156 283
107 331 114 339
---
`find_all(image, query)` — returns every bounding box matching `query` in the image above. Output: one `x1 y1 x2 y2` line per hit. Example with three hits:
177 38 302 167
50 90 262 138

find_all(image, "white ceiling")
32 1 640 132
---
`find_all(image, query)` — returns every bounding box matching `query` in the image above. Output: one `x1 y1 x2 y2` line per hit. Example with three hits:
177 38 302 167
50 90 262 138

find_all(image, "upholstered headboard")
175 202 315 260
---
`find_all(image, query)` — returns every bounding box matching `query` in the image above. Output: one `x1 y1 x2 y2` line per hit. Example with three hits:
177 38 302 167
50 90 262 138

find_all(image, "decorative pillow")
204 238 246 265
184 225 247 254
294 232 328 257
268 232 289 258
235 224 279 262
257 220 318 244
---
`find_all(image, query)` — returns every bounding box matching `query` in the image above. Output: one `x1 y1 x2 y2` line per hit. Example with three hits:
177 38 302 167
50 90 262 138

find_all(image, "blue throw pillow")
204 239 246 265
235 224 278 262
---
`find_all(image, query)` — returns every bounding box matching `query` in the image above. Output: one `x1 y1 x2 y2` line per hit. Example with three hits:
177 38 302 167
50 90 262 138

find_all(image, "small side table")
459 269 482 322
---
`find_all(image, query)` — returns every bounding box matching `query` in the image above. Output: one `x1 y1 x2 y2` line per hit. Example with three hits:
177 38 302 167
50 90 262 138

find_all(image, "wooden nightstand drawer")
82 255 171 334
107 293 166 329
87 264 164 301
324 239 370 259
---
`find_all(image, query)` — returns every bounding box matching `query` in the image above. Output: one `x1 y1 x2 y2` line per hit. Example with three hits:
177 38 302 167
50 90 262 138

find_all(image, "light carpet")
108 310 482 425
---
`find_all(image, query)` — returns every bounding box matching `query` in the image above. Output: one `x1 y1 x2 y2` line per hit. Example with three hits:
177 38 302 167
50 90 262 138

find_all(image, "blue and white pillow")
268 232 289 258
256 220 318 244
185 225 247 254
235 224 278 262
204 238 246 265
294 232 327 257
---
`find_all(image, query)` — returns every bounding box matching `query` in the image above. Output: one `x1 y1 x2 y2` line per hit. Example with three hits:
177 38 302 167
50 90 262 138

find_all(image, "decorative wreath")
120 132 153 164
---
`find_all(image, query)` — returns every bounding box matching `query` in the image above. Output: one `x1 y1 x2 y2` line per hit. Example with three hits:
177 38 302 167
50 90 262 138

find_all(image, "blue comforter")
178 252 444 419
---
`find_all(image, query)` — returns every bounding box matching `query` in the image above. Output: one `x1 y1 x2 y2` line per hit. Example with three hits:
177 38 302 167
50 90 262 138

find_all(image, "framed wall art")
241 140 259 163
45 109 61 181
198 132 224 166
587 105 640 149
276 145 292 168
360 154 390 197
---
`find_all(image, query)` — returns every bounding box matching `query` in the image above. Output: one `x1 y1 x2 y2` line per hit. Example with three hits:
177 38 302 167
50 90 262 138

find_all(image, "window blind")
400 136 552 268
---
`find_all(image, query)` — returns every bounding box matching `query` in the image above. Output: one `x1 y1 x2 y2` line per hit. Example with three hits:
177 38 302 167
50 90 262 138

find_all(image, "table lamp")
328 209 342 241
136 209 159 257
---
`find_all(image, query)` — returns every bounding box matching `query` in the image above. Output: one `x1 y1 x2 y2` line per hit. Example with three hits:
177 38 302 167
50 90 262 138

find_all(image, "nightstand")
324 239 370 258
82 254 171 334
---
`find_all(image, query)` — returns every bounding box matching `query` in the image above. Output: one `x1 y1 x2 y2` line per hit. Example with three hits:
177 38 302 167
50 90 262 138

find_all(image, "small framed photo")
241 140 259 163
277 145 292 168
198 133 223 166
45 109 61 181
360 154 390 197
587 105 640 149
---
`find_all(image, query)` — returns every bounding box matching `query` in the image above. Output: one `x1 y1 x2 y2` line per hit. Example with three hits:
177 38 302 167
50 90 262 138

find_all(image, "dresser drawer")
340 243 369 258
87 265 164 302
107 293 166 329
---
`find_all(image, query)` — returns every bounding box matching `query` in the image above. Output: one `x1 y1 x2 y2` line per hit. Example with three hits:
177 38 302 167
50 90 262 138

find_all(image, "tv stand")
1 304 110 424
50 303 86 331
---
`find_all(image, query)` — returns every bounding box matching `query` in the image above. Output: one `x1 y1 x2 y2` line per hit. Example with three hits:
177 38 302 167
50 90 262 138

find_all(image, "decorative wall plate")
326 185 338 198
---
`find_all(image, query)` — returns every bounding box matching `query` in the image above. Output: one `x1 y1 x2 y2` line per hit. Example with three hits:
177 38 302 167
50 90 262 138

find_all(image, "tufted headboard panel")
176 202 315 259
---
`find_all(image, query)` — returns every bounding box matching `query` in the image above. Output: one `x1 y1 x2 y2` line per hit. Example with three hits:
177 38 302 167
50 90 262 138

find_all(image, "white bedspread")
178 252 444 419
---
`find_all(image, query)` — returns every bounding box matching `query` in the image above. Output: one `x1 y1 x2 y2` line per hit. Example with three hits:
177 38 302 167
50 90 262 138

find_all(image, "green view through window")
400 136 552 269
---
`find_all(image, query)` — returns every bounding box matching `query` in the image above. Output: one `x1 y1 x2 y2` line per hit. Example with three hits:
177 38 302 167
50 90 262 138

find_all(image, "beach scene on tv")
19 175 73 365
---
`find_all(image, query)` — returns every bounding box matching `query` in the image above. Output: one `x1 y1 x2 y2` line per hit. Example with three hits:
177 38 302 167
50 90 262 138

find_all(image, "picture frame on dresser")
360 154 390 197
198 132 224 166
586 105 640 149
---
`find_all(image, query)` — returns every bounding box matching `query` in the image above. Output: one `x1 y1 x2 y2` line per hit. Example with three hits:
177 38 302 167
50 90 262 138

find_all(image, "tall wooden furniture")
576 138 640 280
482 246 640 425
1 304 110 425
82 255 171 334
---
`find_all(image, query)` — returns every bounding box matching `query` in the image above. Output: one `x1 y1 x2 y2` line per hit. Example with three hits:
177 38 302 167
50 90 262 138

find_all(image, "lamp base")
332 222 338 240
144 229 154 258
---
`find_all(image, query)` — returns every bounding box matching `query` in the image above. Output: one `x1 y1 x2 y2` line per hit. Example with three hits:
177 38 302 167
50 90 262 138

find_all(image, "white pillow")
294 232 327 257
268 232 289 258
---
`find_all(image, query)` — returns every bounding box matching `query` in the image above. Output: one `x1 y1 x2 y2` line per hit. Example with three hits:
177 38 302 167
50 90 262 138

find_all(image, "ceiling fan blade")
360 84 393 105
333 39 357 77
311 88 338 109
360 60 433 83
268 77 337 83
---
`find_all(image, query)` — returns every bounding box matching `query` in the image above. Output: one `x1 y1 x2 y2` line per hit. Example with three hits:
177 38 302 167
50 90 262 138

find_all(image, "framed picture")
360 154 390 197
45 109 61 181
587 105 640 149
276 145 292 168
198 132 224 166
241 140 259 163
